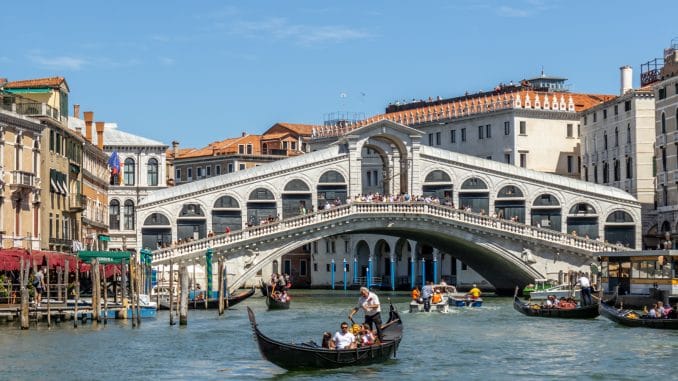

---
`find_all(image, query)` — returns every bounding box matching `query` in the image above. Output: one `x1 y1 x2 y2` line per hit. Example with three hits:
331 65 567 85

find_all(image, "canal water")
1 290 676 380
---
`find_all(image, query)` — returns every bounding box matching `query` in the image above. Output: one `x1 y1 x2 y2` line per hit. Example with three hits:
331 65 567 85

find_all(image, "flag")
108 151 121 175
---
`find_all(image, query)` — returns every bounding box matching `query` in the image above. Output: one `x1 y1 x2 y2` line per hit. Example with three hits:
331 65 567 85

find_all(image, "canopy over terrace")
0 249 80 271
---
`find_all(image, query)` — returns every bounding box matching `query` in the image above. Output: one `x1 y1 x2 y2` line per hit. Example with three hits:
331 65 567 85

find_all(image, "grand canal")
1 290 676 380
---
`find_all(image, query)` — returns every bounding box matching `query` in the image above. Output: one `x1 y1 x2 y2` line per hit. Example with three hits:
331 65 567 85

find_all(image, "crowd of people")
269 273 291 303
320 287 384 350
641 301 678 319
410 281 480 311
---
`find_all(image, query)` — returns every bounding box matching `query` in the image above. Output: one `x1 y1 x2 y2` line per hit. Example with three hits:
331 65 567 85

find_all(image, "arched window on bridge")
604 210 635 248
495 185 525 222
213 195 241 234
567 202 598 239
531 193 561 232
141 213 172 250
458 177 488 213
247 188 276 226
422 170 453 203
317 170 347 209
282 179 312 218
177 203 206 241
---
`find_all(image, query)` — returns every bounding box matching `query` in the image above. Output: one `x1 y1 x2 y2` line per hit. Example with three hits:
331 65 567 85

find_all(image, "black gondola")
599 296 678 329
513 286 599 319
247 304 403 370
158 288 255 310
260 280 272 297
265 293 291 310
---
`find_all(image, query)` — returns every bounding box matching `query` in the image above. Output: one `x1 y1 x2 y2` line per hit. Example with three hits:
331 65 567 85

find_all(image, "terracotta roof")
261 132 290 140
3 76 69 91
176 135 263 159
264 122 317 136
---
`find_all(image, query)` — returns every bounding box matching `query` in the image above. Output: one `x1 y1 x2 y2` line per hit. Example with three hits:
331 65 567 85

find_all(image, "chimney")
172 140 180 158
96 121 105 150
84 111 93 142
73 104 80 119
620 65 633 95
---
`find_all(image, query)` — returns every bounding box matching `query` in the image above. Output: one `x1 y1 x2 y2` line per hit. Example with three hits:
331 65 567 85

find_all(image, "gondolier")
349 287 383 340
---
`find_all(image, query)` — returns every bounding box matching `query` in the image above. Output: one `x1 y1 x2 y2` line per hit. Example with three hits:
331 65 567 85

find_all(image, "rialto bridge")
138 120 640 294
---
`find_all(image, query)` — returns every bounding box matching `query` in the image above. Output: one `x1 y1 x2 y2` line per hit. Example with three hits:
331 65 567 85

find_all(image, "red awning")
0 249 81 272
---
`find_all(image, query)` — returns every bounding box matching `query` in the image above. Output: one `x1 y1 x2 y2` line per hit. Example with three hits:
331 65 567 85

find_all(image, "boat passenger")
467 284 481 300
333 322 356 350
431 290 443 304
321 332 335 349
656 302 666 318
349 287 383 340
666 304 678 319
411 286 421 303
361 324 375 346
648 304 658 318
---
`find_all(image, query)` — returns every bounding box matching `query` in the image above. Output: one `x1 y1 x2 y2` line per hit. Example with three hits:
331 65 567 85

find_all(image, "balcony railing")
2 100 64 123
69 193 87 211
9 171 38 189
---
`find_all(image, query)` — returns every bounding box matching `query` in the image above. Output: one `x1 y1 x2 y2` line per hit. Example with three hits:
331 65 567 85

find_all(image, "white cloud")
497 5 531 17
29 54 87 70
231 17 370 45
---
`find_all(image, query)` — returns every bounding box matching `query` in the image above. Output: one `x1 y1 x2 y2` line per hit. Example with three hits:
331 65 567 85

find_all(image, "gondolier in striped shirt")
349 287 383 341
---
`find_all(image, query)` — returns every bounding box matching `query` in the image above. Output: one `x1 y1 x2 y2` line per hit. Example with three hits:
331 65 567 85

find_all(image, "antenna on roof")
541 66 545 77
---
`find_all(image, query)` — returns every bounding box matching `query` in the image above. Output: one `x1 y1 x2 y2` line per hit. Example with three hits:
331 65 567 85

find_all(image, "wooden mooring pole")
46 257 51 327
169 260 175 326
102 265 108 325
74 259 79 328
136 264 141 326
217 258 224 316
179 264 188 326
92 259 101 323
20 258 29 330
130 257 137 328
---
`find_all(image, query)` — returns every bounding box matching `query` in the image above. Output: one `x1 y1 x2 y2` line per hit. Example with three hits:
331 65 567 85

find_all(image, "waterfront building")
579 66 655 247
1 77 86 252
648 40 678 247
68 107 110 250
0 97 45 249
84 121 168 251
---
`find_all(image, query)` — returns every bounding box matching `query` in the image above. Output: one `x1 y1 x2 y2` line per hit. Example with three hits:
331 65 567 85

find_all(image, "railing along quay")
151 202 629 265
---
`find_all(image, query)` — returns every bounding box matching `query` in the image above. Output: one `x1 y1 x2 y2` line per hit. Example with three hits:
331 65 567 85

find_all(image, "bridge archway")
282 179 312 218
531 193 562 231
459 177 489 213
141 212 172 249
422 169 454 202
212 195 241 234
567 202 598 239
247 187 276 226
317 170 347 208
177 203 206 241
495 184 525 222
604 210 635 248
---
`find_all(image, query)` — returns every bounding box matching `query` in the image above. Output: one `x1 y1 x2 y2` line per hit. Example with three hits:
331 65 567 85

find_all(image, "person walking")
34 267 45 307
349 287 382 340
577 274 592 306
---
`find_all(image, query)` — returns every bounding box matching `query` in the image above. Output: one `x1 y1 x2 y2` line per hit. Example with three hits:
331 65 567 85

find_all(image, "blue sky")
2 0 676 148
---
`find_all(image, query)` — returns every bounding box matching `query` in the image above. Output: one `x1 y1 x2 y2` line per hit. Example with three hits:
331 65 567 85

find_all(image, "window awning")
59 180 68 195
50 178 59 193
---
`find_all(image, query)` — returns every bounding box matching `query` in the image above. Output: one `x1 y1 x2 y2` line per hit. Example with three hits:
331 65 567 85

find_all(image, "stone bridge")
138 120 640 294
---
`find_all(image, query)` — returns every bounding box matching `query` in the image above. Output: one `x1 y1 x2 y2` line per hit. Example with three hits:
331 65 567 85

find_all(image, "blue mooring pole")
343 258 347 291
421 258 426 287
367 257 372 289
353 257 358 284
433 256 438 284
410 257 415 289
331 258 335 290
390 257 396 291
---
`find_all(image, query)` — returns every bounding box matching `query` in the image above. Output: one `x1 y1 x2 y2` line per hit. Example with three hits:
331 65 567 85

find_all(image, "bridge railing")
151 202 628 264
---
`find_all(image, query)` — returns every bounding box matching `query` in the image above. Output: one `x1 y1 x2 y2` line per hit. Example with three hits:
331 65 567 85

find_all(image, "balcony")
9 171 39 190
69 193 87 212
2 100 65 123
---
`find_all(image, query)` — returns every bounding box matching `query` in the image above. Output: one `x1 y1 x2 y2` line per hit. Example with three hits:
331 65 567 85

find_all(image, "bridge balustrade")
151 202 628 265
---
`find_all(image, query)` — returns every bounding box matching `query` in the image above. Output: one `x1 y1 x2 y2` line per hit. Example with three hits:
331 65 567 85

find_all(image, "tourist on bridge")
349 287 383 340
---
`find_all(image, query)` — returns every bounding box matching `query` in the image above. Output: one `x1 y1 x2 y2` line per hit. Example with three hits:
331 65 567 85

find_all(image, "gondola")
513 286 599 319
265 293 291 310
157 287 255 310
598 295 678 329
260 280 270 297
247 303 403 370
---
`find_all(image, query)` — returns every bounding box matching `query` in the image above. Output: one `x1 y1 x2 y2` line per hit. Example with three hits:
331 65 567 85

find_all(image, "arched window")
284 179 310 191
613 159 620 181
124 200 135 230
569 203 596 215
424 170 451 182
144 213 170 225
319 170 345 183
614 127 619 147
214 195 240 208
626 157 633 179
661 112 666 133
109 200 120 230
249 188 275 200
606 211 634 223
124 158 135 185
497 185 523 198
602 162 609 183
626 124 631 144
147 158 158 186
461 177 487 189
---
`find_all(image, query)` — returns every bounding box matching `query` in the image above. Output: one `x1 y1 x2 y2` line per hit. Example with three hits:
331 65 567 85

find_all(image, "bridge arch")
317 169 348 208
282 178 312 218
494 182 527 222
141 212 172 249
212 194 242 234
177 201 208 241
531 192 562 232
422 168 454 201
604 210 636 248
565 201 600 239
458 176 490 213
246 186 277 226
